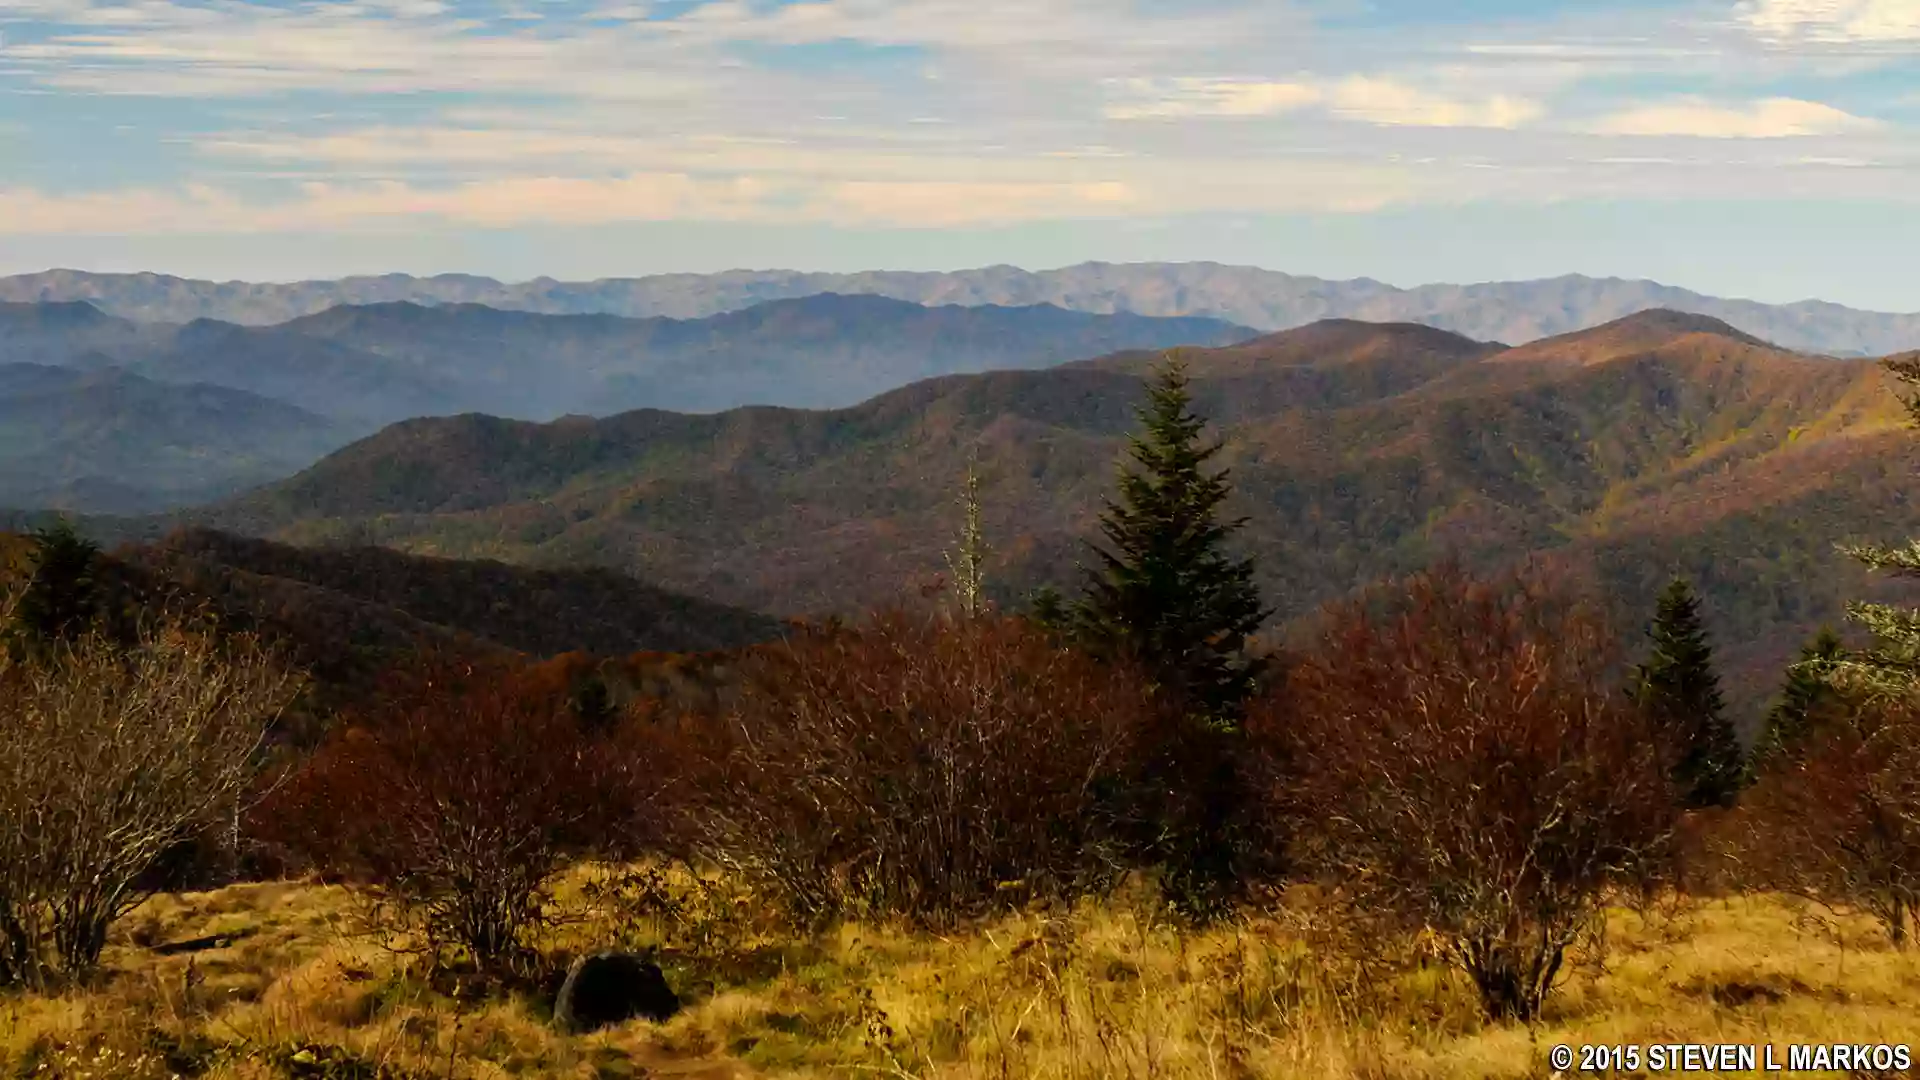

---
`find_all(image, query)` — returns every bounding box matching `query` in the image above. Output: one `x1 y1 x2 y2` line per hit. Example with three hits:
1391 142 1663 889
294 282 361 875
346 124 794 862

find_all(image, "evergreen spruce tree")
10 518 101 651
1757 627 1847 761
1070 352 1270 726
1066 352 1271 919
1634 576 1743 808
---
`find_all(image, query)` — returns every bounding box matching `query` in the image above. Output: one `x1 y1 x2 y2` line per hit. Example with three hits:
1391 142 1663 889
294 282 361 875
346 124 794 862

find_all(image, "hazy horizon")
7 242 1920 317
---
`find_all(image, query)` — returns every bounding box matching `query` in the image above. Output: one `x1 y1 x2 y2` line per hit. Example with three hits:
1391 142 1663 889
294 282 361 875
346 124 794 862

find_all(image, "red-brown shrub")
677 609 1159 926
1740 694 1920 947
1254 565 1680 1021
253 652 635 970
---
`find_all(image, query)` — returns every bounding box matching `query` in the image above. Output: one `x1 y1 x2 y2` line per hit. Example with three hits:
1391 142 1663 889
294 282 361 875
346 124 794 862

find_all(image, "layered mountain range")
8 263 1919 356
6 263 1918 724
152 307 1920 722
0 294 1254 512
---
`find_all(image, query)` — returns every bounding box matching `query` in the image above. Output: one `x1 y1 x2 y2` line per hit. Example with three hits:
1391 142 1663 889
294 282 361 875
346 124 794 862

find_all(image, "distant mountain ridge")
0 293 1254 511
6 263 1918 355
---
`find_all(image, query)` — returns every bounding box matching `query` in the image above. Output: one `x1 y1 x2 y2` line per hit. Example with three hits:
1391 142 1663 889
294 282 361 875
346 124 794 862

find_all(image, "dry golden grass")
3 868 1917 1080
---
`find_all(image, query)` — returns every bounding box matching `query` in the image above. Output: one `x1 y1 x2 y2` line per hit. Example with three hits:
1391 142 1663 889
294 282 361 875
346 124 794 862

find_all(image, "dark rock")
553 951 680 1033
149 928 257 955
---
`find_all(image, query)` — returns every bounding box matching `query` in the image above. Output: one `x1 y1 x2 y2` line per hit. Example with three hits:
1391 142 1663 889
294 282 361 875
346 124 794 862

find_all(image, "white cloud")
1737 0 1920 43
1102 78 1322 119
1590 96 1882 137
1325 76 1543 129
1105 74 1543 129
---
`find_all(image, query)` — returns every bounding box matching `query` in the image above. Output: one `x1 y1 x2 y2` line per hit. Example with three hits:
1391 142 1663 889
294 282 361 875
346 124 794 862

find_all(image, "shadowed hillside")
0 526 784 715
133 527 786 658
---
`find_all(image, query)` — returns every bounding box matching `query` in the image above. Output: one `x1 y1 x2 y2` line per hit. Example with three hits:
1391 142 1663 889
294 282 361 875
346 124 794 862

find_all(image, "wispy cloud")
1325 76 1543 129
4 2 711 99
1737 0 1920 44
0 148 1468 233
0 174 1136 233
1102 78 1322 120
1590 96 1883 137
1105 74 1543 128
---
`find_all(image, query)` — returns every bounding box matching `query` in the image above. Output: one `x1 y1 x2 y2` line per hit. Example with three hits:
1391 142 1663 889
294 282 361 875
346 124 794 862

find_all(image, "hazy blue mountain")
0 292 1257 511
6 263 1917 355
0 300 168 365
279 294 1260 415
6 294 1259 421
0 363 356 513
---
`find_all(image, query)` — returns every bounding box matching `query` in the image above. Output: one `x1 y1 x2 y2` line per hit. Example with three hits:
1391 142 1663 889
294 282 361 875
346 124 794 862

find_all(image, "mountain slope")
128 527 786 657
1 526 786 720
0 300 165 365
0 364 356 513
8 264 1918 355
194 310 1920 728
129 320 457 428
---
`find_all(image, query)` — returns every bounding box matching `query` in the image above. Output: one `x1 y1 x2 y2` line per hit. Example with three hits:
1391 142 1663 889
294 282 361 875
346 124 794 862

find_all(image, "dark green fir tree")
10 518 101 652
1756 627 1847 762
1634 576 1744 809
1065 352 1272 920
1070 352 1270 727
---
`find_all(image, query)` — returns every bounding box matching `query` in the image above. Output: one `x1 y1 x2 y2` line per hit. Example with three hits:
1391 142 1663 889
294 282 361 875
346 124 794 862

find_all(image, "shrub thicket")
1258 565 1681 1021
1741 691 1920 948
255 653 636 972
679 609 1159 926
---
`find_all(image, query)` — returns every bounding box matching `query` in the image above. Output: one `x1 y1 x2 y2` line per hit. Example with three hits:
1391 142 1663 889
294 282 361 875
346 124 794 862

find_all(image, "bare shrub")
254 653 630 973
1257 564 1680 1022
0 622 302 988
681 609 1157 926
1740 694 1920 947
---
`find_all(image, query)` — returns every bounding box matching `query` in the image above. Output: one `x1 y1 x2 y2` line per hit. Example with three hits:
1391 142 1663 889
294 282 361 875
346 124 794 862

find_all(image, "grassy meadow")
4 866 1916 1080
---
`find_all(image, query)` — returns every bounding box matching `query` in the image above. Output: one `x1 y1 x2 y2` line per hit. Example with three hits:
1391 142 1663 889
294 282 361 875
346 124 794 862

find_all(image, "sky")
1 0 1918 308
